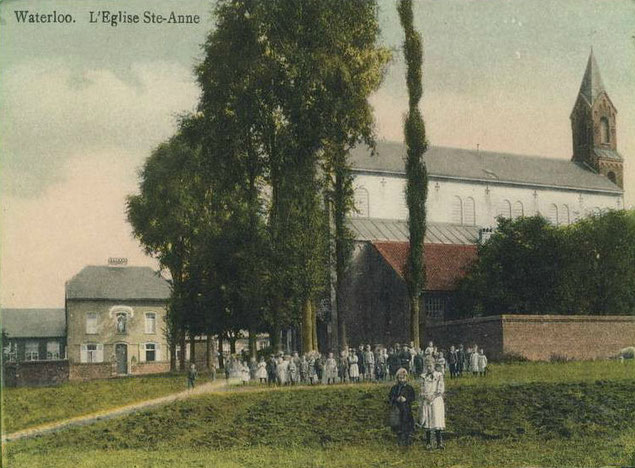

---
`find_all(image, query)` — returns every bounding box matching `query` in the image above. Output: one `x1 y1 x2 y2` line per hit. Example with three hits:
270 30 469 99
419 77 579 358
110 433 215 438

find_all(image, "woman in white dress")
420 362 445 449
241 361 250 385
348 349 360 383
325 352 338 384
256 357 268 383
477 349 488 376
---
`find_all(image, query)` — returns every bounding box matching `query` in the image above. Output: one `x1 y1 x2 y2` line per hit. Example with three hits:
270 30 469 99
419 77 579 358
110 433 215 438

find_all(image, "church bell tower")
570 50 623 188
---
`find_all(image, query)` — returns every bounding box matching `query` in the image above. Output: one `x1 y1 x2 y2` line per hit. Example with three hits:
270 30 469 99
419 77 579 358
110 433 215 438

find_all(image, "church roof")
372 242 478 291
1 309 66 338
66 266 171 301
578 50 606 106
347 218 480 245
349 141 622 193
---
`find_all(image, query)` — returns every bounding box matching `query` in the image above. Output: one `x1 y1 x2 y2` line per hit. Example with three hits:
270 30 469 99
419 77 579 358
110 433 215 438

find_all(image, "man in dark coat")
266 355 277 386
414 349 425 377
457 344 466 377
388 368 416 446
357 345 366 381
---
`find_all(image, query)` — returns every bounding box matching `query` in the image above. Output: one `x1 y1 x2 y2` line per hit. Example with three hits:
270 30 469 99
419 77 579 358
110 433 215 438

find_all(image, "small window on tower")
600 117 610 144
607 171 616 184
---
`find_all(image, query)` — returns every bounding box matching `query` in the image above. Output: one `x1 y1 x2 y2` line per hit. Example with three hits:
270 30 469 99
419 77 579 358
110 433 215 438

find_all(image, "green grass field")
3 361 635 467
1 371 213 432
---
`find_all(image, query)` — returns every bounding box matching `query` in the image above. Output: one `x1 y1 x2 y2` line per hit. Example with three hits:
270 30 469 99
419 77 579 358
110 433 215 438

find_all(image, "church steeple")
577 49 606 106
570 50 623 188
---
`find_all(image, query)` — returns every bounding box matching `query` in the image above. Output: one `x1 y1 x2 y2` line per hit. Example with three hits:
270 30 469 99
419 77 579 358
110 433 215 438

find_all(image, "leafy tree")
127 133 207 370
454 211 635 318
398 0 429 348
197 0 389 353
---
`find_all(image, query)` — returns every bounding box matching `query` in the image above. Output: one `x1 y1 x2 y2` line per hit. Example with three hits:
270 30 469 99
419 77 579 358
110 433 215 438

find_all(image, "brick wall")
3 360 69 387
501 315 635 361
424 317 504 360
424 315 635 361
131 361 170 375
69 362 113 381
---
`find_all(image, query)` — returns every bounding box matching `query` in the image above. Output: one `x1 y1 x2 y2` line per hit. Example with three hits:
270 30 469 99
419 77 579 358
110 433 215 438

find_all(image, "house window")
561 205 570 225
81 343 104 363
352 187 370 218
451 196 463 224
547 203 559 225
464 197 476 226
425 296 446 319
25 341 39 361
3 341 17 362
47 341 61 360
497 200 512 219
86 312 97 334
143 343 160 362
145 313 157 334
116 312 128 334
600 117 610 144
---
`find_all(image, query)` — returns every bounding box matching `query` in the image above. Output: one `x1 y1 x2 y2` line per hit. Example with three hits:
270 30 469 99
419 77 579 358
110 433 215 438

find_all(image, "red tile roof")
372 242 478 291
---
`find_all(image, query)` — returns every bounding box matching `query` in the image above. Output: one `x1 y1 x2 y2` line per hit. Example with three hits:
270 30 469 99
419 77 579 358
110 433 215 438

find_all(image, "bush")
549 354 570 363
498 352 529 364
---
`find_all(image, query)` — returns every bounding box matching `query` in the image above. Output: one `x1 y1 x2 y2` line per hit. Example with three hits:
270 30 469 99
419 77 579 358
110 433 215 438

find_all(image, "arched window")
547 203 559 225
512 201 524 219
497 200 511 219
352 187 369 218
600 117 610 144
451 196 463 224
464 197 476 226
561 205 570 225
607 171 616 184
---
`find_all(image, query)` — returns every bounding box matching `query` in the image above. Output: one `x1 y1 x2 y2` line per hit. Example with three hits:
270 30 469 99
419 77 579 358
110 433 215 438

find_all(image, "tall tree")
197 0 389 353
398 0 429 348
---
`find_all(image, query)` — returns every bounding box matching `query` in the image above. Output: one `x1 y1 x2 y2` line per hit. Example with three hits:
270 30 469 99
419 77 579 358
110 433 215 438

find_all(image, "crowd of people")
212 341 488 386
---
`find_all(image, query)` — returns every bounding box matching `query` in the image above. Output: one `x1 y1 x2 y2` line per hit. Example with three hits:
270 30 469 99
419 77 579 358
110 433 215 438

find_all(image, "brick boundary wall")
424 316 504 360
424 315 635 361
2 360 70 387
69 362 113 381
131 361 170 375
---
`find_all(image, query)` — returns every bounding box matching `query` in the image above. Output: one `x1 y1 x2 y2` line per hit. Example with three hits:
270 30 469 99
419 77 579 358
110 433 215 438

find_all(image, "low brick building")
65 262 171 380
2 308 68 387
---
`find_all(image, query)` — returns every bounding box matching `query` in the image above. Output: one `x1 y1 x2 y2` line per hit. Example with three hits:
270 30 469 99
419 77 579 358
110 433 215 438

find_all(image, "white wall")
352 172 623 227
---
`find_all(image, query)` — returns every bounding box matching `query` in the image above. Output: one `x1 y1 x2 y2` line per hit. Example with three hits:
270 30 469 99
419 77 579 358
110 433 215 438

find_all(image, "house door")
115 344 128 374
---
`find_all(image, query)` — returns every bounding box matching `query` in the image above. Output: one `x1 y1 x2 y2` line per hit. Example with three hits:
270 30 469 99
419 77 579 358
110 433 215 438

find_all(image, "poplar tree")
398 0 429 349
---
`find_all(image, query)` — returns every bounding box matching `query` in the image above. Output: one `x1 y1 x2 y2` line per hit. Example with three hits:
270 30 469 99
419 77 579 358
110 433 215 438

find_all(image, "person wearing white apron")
420 362 446 449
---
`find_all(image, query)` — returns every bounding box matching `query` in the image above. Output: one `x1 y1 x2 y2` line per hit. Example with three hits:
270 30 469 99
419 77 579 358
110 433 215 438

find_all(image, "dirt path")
2 379 231 443
2 379 361 443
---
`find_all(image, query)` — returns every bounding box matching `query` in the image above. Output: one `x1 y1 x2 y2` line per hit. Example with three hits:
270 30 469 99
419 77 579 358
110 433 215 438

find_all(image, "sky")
1 0 634 308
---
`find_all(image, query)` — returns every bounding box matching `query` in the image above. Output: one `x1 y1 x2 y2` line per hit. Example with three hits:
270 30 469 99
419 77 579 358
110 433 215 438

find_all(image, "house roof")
66 266 171 301
347 218 480 245
1 309 66 338
372 242 478 291
349 141 622 193
578 50 606 106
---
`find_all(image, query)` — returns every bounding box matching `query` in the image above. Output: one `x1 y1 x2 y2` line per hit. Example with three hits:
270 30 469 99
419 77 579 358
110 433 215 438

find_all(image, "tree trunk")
248 329 257 359
217 336 224 369
189 333 196 364
410 293 420 349
270 326 281 353
206 334 213 370
301 298 312 354
179 330 186 372
229 336 237 355
169 341 177 372
336 283 348 351
312 300 319 352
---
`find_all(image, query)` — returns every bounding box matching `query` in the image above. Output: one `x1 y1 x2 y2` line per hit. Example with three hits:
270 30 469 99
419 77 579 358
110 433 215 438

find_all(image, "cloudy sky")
1 0 634 307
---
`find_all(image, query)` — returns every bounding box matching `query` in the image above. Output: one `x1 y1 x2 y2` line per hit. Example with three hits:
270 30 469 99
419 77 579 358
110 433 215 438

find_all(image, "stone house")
65 263 171 380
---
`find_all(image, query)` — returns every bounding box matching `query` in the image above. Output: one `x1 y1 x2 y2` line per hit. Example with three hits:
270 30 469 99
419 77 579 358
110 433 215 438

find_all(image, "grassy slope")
5 362 635 467
1 372 201 432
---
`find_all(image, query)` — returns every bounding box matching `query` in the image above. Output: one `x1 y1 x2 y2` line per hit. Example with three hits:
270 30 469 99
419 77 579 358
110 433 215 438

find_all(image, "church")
339 51 625 347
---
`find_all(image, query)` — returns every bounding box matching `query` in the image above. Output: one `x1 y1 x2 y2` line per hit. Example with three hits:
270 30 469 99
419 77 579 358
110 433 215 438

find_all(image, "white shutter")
96 344 104 363
139 343 146 363
155 343 161 362
80 344 88 363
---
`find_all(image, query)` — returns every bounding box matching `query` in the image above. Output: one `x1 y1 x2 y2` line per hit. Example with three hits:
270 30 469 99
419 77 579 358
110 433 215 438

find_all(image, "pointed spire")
578 49 606 105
